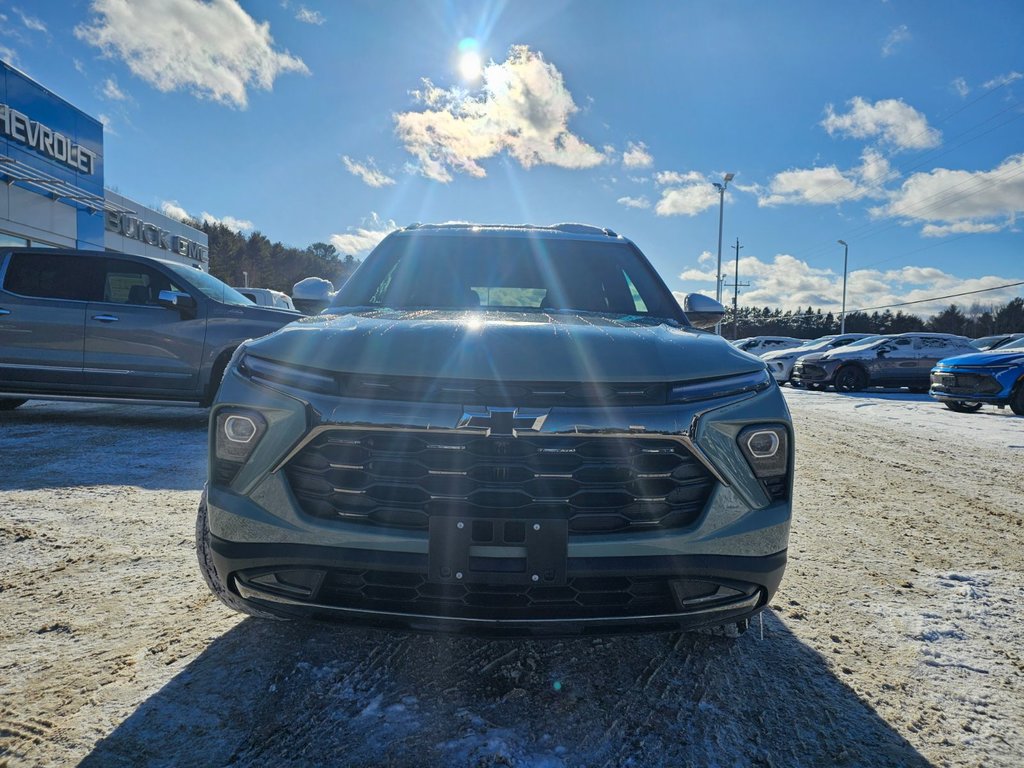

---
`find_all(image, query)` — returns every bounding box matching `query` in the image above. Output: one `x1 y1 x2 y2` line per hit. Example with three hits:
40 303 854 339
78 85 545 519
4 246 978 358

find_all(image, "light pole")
837 239 848 333
712 172 735 334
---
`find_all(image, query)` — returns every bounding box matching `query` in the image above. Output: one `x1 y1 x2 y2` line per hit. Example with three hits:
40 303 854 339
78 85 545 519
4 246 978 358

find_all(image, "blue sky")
2 0 1022 316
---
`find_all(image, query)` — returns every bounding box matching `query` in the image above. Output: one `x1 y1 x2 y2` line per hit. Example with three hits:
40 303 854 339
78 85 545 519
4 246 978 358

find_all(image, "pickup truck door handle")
92 314 120 322
0 308 10 316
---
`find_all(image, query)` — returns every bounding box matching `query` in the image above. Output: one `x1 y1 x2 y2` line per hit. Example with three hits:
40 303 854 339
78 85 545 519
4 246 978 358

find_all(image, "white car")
233 287 297 312
731 336 805 357
762 333 874 383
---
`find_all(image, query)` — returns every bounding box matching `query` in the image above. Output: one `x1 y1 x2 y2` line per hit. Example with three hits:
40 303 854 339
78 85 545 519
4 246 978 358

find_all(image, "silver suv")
197 224 794 636
791 332 975 392
0 248 298 409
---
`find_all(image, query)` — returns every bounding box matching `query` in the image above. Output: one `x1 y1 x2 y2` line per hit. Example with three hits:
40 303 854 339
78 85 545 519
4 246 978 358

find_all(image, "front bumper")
765 358 795 382
209 532 785 635
791 361 838 385
929 366 1018 405
203 364 794 633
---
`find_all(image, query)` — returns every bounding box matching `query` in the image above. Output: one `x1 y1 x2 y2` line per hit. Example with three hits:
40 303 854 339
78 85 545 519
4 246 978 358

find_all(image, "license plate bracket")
428 516 568 586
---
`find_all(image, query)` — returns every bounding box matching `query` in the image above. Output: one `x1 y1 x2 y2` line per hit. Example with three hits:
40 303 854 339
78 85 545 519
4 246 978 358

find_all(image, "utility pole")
712 173 735 334
725 238 749 339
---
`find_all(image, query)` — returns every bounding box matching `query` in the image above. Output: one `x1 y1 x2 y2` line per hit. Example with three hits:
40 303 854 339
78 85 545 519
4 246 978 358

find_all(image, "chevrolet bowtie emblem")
457 406 549 435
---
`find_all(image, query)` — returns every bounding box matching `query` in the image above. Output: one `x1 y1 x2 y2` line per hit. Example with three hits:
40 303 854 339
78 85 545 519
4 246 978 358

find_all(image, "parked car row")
731 328 1024 415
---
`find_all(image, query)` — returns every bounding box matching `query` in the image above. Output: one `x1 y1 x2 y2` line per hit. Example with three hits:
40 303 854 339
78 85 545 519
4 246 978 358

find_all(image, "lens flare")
459 51 483 81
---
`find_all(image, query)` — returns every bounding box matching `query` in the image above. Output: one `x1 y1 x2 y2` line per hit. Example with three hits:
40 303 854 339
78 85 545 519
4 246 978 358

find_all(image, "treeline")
197 221 360 293
723 297 1024 339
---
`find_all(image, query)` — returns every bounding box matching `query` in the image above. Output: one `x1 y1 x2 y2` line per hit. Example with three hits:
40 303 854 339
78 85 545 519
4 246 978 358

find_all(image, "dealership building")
0 61 208 270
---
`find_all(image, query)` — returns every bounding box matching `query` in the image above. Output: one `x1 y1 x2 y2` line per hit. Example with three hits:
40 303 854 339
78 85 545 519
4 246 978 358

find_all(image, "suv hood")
938 350 1024 368
242 309 763 383
762 347 814 362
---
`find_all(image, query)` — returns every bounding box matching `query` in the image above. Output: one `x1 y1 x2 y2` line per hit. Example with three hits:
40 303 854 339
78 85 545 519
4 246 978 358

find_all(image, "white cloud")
342 155 396 187
160 201 191 221
202 212 255 233
330 212 398 255
394 45 604 182
952 77 970 98
678 252 1022 316
822 96 941 150
74 0 309 109
15 7 47 33
655 183 719 217
102 77 126 100
882 24 910 57
295 7 325 25
983 71 1022 90
622 141 653 169
616 195 651 210
97 114 115 134
653 170 705 186
920 221 1002 238
871 153 1024 235
161 200 253 232
0 45 18 66
758 150 892 207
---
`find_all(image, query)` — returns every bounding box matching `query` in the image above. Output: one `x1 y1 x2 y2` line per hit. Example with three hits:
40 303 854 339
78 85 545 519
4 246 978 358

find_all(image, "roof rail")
550 223 618 237
400 222 620 237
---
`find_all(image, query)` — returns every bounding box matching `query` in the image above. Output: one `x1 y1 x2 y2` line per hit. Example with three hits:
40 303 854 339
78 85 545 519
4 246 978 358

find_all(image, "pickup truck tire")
0 398 27 411
834 366 867 393
944 400 984 413
200 350 234 407
196 489 288 620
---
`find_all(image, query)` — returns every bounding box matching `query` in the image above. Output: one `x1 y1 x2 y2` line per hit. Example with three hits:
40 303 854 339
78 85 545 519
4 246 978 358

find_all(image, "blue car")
929 337 1024 415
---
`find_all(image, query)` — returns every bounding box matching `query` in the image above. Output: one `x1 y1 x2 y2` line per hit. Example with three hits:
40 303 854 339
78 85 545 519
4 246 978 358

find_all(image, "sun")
458 50 483 81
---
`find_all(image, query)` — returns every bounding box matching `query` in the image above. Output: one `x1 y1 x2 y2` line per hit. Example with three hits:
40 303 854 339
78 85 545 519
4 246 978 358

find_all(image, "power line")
852 280 1024 313
731 279 1024 323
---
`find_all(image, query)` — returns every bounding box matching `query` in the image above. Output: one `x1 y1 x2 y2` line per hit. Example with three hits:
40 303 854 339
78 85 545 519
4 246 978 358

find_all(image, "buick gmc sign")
105 211 210 263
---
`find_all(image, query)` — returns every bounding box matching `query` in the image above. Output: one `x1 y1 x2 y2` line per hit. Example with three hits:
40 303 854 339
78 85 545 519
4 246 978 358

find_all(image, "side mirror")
158 290 196 311
682 293 726 329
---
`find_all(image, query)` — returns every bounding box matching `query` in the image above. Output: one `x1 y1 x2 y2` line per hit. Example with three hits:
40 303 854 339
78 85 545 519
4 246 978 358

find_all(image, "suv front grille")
284 430 714 534
930 371 1001 395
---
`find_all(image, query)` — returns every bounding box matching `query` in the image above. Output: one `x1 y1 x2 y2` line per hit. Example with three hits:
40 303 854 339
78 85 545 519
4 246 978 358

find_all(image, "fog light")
737 424 788 479
224 415 257 443
746 430 780 458
214 408 268 481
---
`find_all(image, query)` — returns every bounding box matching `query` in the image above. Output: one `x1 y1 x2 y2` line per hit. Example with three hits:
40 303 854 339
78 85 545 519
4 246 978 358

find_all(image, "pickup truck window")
334 235 683 321
3 252 101 301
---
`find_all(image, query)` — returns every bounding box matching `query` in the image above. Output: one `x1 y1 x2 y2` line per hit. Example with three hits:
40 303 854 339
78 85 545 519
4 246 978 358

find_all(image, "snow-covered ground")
0 392 1021 767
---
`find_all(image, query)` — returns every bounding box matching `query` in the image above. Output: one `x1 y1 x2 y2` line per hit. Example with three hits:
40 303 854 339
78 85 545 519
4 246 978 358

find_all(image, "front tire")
1011 382 1024 416
944 400 983 413
196 489 288 620
834 366 867 393
0 398 27 411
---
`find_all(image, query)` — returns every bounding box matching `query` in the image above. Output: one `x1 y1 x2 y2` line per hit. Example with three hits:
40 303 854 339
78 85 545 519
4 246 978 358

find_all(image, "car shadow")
79 612 932 768
0 401 207 491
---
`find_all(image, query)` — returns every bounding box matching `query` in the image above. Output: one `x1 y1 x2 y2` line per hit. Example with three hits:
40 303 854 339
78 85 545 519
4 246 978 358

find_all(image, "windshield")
165 263 254 307
841 334 888 350
997 338 1024 352
330 234 685 322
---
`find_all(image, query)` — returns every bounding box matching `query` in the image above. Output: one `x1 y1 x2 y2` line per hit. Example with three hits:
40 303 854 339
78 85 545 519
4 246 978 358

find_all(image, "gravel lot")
1 390 1021 767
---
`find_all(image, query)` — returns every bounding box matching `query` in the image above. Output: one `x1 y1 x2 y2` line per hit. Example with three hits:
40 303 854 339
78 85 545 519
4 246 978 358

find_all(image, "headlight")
668 369 771 404
239 353 337 395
